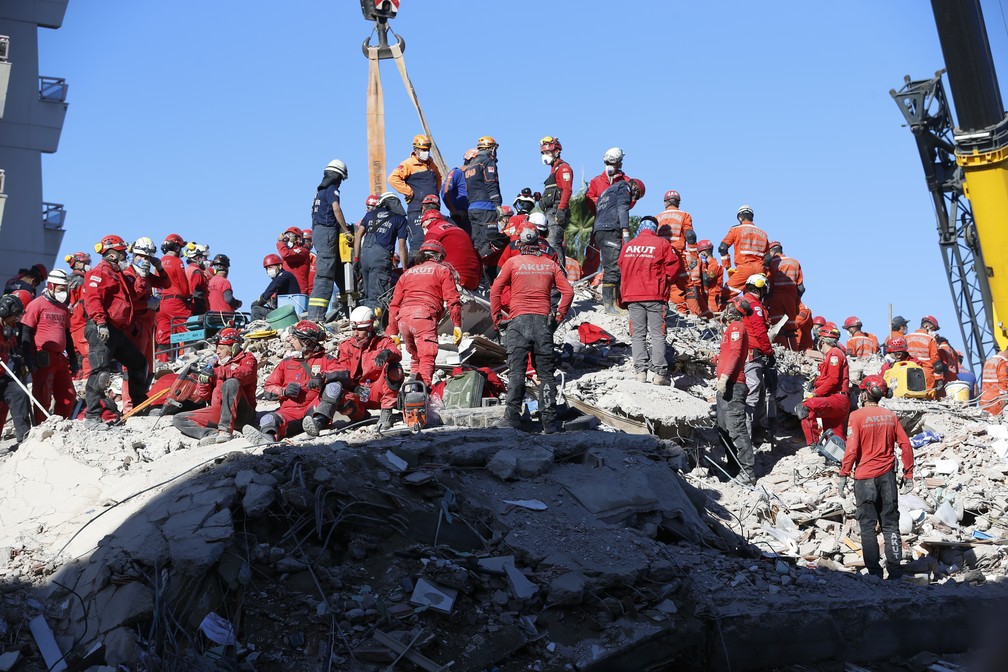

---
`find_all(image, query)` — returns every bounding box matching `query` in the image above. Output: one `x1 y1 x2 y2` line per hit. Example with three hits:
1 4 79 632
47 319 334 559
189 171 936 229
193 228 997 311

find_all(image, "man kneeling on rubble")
172 328 257 445
838 375 914 579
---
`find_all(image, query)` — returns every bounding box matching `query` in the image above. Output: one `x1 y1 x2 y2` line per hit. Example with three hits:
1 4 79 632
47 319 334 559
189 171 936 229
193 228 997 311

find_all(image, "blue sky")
38 1 1008 367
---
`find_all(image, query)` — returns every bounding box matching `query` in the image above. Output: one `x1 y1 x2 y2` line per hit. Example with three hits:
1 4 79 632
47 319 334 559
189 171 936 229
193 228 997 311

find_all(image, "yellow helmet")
477 136 498 149
412 134 431 150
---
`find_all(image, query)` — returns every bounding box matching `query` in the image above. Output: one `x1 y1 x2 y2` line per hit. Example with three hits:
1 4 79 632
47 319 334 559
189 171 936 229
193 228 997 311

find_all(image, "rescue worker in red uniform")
980 348 1008 415
843 316 880 358
838 375 914 579
333 306 406 431
173 328 258 444
697 239 725 316
184 244 210 317
386 240 463 386
715 297 756 485
21 270 77 422
741 274 775 444
880 336 920 376
65 251 91 378
0 293 32 443
490 229 574 434
905 315 944 398
539 136 574 269
83 235 148 426
156 234 192 362
766 241 804 347
719 205 770 294
120 237 170 413
302 229 317 296
617 217 680 385
420 205 482 291
277 226 311 293
389 134 443 252
208 254 242 314
796 323 850 445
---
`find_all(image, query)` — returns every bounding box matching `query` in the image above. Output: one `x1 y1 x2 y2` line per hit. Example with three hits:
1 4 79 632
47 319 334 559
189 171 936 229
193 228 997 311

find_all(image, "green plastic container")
266 304 298 330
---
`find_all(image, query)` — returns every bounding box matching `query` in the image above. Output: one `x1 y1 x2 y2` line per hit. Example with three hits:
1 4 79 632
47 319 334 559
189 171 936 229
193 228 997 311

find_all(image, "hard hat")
729 296 753 317
325 159 348 179
529 211 548 232
737 204 754 218
819 323 841 340
664 189 681 204
0 293 25 319
812 315 827 327
745 273 769 290
768 240 782 251
922 315 940 329
697 239 714 253
131 236 157 256
214 327 243 347
95 234 128 255
859 374 888 401
291 319 326 346
11 289 33 312
162 233 185 254
183 243 207 260
421 193 441 207
45 269 69 287
891 315 909 328
412 134 432 150
366 194 380 208
603 147 624 164
631 178 646 198
263 253 283 268
66 251 92 267
212 253 231 268
349 305 376 330
843 316 862 329
302 228 313 239
463 148 479 161
284 226 302 237
513 194 536 213
886 336 908 354
539 135 562 153
420 209 442 225
377 191 401 208
418 240 445 258
30 264 48 281
519 228 538 245
477 136 498 149
498 205 514 219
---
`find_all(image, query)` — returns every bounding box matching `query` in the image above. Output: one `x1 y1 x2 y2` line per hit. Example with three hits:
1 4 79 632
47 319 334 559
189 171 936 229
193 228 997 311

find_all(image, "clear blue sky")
38 1 1008 366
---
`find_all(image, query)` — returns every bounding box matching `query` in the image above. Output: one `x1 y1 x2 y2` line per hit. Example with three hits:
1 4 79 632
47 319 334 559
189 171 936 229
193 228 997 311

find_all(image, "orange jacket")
981 351 1008 415
905 329 940 389
654 207 694 253
846 331 879 358
388 153 443 204
720 221 769 268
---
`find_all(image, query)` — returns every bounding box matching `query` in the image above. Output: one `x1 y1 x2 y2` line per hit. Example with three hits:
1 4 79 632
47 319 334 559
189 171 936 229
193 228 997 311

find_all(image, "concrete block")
548 571 587 605
438 405 506 429
242 483 275 517
487 450 518 480
504 563 538 600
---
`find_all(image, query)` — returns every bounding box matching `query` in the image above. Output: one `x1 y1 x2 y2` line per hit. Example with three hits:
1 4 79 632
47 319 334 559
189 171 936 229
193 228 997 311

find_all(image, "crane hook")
362 19 406 59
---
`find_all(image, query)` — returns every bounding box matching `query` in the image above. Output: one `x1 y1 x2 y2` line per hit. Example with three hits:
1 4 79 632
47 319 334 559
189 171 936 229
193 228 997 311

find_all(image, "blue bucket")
278 293 309 315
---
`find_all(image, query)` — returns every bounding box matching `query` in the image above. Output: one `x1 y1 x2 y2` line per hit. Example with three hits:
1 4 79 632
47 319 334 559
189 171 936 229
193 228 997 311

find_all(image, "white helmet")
378 191 400 207
349 305 375 330
745 273 769 290
529 211 548 232
602 147 625 165
325 159 348 179
131 236 157 256
45 269 69 286
737 204 754 218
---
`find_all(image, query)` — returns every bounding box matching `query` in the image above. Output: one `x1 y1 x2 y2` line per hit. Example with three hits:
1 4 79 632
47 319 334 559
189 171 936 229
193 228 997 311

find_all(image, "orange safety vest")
980 352 1008 415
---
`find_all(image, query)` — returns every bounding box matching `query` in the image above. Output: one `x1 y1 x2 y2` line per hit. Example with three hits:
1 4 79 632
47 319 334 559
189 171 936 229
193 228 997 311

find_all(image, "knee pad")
385 362 405 392
260 412 280 434
321 381 343 405
94 370 111 390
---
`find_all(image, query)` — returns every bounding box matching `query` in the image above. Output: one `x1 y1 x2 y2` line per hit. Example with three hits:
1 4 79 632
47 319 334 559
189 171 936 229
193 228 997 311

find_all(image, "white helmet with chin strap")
325 159 348 179
602 147 625 165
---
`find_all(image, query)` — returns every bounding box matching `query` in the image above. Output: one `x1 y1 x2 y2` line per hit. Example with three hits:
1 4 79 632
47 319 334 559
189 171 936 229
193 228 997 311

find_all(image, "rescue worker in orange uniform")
795 323 850 445
386 240 463 386
21 270 77 422
65 251 91 378
173 328 258 444
715 297 756 485
420 207 482 291
659 220 692 316
389 134 443 252
980 348 1008 415
766 241 804 347
617 217 680 385
697 239 725 316
719 205 769 295
794 303 814 351
889 315 909 348
843 316 880 358
156 234 192 362
935 335 959 388
334 306 405 431
539 136 574 269
880 336 920 376
277 226 311 294
905 315 944 397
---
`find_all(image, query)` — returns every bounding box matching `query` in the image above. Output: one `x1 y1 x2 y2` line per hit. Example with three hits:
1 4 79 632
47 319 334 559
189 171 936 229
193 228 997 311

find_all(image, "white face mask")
541 153 554 166
267 266 280 278
417 150 430 162
133 256 151 277
53 289 68 303
605 165 617 176
118 260 130 271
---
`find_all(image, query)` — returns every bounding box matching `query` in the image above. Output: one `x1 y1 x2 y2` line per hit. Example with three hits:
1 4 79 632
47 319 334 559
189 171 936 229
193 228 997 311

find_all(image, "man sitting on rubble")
714 297 756 485
838 375 914 580
172 328 258 445
331 306 405 432
795 322 850 446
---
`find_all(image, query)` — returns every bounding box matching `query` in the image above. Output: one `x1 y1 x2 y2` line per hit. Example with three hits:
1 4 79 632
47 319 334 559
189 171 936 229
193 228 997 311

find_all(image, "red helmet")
819 323 841 340
421 193 441 207
498 205 514 219
162 233 185 254
768 240 782 251
843 316 862 329
302 228 313 239
697 239 714 253
263 253 283 268
859 374 888 400
886 336 908 354
65 251 92 267
420 209 442 225
418 240 445 258
11 289 33 311
95 234 128 255
366 194 380 208
284 226 302 237
728 296 753 317
663 189 680 204
812 315 827 327
632 178 646 198
291 319 326 346
30 263 48 281
164 233 184 246
540 135 562 153
922 315 939 329
214 327 243 347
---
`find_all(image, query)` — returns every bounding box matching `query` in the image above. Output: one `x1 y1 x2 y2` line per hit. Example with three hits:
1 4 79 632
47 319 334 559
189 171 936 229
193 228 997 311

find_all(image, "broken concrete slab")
242 482 275 517
409 577 458 614
504 562 538 600
548 571 588 605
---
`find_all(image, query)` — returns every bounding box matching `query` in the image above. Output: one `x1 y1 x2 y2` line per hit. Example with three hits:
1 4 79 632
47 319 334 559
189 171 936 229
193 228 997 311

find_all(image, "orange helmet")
477 136 498 149
412 134 432 150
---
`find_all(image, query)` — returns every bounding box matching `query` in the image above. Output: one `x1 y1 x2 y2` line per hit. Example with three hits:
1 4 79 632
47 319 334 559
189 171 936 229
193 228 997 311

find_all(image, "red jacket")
741 292 772 357
265 351 341 413
840 405 913 481
208 274 237 312
814 345 850 396
335 334 402 386
196 351 258 408
490 253 573 321
277 240 311 294
425 219 482 291
981 351 1008 415
545 160 574 211
124 266 170 320
84 259 135 329
716 319 748 383
160 255 190 300
386 260 462 334
185 263 208 298
617 229 680 303
68 270 87 334
585 171 630 213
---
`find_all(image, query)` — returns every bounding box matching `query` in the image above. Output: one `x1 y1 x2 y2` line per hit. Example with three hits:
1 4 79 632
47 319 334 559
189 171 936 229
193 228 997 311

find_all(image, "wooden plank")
567 397 651 435
371 629 452 672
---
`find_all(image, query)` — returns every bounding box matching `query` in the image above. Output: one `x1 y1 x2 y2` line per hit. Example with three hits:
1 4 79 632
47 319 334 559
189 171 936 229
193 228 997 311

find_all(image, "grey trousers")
717 379 754 476
628 301 667 375
744 356 766 438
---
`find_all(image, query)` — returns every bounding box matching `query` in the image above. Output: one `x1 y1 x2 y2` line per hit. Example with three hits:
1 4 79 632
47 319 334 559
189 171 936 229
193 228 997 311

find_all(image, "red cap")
366 194 379 207
697 239 713 252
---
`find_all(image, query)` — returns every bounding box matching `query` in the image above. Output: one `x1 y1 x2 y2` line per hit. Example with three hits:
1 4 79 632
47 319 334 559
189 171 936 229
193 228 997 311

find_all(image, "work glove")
96 323 110 343
453 326 462 346
621 229 631 244
899 471 915 492
284 382 302 399
374 348 393 367
306 374 323 390
197 372 213 385
794 402 809 420
837 476 848 498
389 335 401 347
715 374 728 395
555 208 570 227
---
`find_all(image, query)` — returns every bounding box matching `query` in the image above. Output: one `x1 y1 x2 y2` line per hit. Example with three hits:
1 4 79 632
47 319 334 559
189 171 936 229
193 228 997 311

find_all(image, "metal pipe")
0 359 51 419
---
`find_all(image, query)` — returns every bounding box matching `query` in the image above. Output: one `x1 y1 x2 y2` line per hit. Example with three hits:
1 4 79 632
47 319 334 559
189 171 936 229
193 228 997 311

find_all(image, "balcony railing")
39 76 67 103
43 202 65 230
0 36 9 62
0 170 5 195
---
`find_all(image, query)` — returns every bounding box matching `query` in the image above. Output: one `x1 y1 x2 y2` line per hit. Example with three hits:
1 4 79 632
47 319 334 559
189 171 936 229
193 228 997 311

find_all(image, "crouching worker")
331 306 405 431
172 328 257 445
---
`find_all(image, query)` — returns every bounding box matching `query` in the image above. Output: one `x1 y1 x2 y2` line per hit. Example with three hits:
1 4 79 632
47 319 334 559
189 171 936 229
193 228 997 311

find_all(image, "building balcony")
0 36 9 119
42 201 64 230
